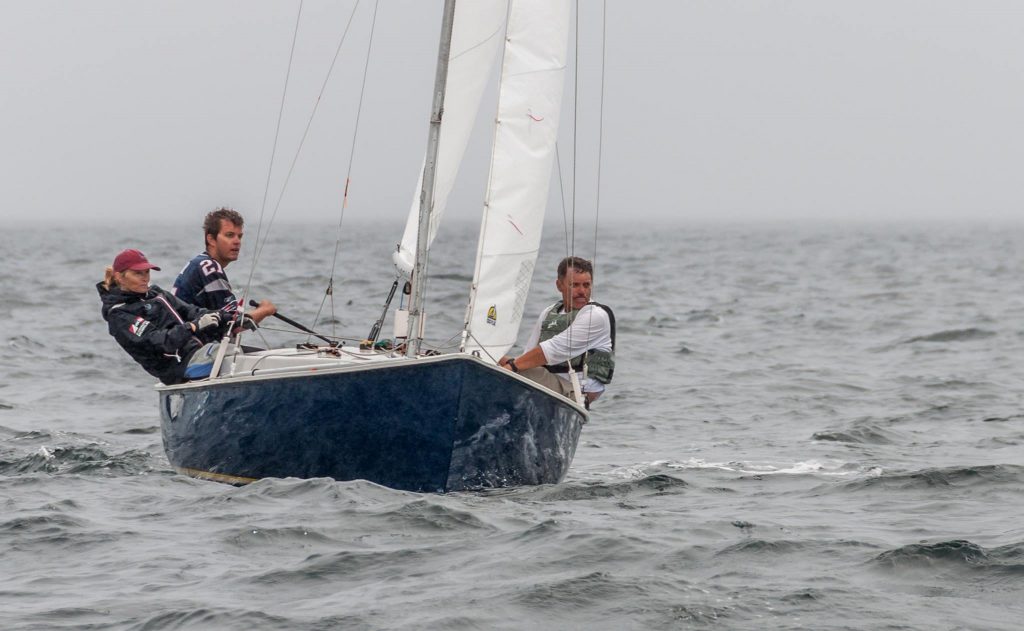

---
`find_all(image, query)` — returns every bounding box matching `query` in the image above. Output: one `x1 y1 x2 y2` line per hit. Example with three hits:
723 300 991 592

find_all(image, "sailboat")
156 0 590 492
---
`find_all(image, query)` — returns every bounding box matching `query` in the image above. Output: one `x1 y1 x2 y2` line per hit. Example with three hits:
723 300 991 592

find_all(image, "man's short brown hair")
557 256 593 278
203 207 244 243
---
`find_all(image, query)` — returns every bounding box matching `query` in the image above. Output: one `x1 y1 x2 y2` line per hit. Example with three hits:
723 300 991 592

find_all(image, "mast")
406 0 457 358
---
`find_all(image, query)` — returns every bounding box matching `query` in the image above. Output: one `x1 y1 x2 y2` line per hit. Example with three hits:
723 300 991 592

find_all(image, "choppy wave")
530 474 688 501
837 464 1024 492
119 426 160 435
812 424 903 444
0 444 155 477
513 571 652 612
128 608 296 631
872 539 1024 577
5 334 46 349
903 328 997 344
981 414 1024 423
660 458 869 478
253 547 439 586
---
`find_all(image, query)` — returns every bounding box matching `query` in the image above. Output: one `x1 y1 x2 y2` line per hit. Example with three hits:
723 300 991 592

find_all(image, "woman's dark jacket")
97 282 225 385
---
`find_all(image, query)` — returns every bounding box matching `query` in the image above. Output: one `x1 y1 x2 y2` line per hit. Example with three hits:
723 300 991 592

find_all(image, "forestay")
462 0 571 359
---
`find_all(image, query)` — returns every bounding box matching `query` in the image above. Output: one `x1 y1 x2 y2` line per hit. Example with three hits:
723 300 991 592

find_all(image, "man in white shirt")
500 256 615 405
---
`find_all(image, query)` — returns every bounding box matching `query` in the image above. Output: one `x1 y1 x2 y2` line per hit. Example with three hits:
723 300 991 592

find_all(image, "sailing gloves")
194 311 222 332
190 311 256 337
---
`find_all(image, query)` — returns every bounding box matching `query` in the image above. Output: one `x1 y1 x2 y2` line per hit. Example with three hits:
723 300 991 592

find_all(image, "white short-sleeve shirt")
525 303 612 395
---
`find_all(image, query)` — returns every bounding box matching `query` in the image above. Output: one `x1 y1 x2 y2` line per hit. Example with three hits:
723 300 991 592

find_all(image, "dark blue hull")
158 355 586 492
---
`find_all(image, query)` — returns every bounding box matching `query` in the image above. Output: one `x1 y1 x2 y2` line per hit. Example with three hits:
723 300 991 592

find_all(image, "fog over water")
3 1 1024 226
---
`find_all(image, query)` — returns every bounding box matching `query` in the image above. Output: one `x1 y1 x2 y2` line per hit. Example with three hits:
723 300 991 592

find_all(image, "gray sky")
2 0 1024 225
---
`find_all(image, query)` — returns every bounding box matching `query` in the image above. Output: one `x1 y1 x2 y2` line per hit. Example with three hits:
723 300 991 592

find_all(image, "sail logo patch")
486 305 497 326
129 317 151 337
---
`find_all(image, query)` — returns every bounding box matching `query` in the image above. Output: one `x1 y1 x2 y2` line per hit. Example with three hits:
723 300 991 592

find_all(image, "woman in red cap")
98 248 230 384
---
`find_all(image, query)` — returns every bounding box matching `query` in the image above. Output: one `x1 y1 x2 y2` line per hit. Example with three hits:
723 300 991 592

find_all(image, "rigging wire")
564 0 608 393
531 2 582 377
570 0 580 263
592 0 607 288
314 0 381 340
582 0 609 340
555 145 571 257
248 0 363 281
242 0 305 309
579 0 608 381
559 0 583 369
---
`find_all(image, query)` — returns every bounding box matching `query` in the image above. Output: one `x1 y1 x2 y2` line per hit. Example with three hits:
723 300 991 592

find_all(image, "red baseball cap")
113 249 161 273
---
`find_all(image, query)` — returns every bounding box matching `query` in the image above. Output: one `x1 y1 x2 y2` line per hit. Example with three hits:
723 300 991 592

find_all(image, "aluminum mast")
406 0 457 357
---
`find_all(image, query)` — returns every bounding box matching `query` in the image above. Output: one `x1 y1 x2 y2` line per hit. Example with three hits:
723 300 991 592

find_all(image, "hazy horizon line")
5 215 1024 229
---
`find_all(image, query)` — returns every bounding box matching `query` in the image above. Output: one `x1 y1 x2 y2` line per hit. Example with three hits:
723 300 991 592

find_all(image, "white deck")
155 344 588 416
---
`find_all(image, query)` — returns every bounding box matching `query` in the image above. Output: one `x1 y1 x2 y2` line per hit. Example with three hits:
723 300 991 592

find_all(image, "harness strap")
589 301 616 350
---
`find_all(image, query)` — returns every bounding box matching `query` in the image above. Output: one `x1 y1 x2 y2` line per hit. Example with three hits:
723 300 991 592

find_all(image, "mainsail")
462 0 572 359
392 1 507 276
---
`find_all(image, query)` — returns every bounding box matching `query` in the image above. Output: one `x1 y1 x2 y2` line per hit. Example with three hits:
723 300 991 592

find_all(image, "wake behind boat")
156 0 596 491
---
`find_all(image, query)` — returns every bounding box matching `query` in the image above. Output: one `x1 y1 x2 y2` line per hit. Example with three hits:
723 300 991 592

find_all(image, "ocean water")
1 219 1022 630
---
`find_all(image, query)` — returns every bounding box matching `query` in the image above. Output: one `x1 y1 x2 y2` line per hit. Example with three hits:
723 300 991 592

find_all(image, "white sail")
392 1 508 276
462 0 572 360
